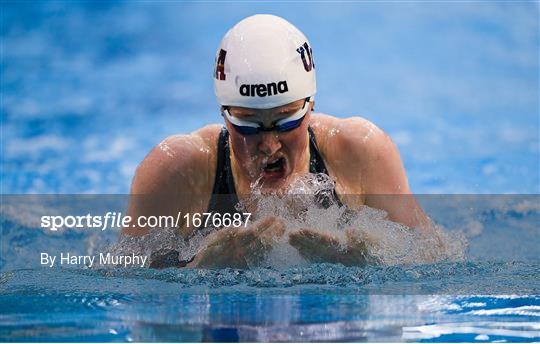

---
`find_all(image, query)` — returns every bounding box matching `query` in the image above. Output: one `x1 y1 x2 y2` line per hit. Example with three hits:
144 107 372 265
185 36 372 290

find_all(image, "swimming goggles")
222 97 311 135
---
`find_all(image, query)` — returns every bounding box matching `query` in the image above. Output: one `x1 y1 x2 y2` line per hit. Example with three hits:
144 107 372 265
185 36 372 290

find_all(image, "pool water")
1 270 539 342
1 194 539 341
1 1 539 342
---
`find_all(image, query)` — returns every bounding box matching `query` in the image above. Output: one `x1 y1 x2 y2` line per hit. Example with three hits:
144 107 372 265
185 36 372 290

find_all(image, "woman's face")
225 98 313 190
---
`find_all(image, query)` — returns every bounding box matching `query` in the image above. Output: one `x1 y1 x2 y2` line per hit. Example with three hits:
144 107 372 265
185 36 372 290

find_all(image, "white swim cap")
214 14 316 109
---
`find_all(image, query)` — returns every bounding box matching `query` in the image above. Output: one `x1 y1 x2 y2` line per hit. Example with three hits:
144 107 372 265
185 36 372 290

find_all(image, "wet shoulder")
309 113 387 156
308 114 392 193
131 124 222 195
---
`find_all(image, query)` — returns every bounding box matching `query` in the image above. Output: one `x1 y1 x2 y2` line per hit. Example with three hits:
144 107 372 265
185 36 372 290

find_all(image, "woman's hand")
188 217 285 269
289 228 371 266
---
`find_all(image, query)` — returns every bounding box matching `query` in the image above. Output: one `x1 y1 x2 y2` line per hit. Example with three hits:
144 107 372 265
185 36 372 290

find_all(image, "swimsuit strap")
307 126 343 208
207 127 241 215
210 127 236 195
308 126 329 175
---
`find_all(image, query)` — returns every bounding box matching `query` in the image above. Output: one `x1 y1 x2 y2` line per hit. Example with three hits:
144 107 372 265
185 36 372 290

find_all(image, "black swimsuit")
149 126 341 268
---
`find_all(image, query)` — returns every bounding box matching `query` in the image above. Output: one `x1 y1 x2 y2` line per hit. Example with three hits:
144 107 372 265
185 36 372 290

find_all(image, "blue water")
1 1 539 342
1 1 538 194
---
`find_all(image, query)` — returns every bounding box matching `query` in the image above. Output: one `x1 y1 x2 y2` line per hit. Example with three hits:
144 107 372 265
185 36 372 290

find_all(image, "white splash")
110 173 466 268
239 173 466 267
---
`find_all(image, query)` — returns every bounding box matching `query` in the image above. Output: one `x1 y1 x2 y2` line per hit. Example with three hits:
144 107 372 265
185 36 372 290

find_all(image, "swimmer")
123 14 435 268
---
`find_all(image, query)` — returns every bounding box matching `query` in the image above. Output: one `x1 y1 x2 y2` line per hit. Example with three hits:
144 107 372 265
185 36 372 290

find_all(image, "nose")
258 132 282 156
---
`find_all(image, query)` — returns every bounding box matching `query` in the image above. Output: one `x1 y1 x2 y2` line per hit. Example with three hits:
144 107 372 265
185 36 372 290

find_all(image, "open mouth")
262 157 287 179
